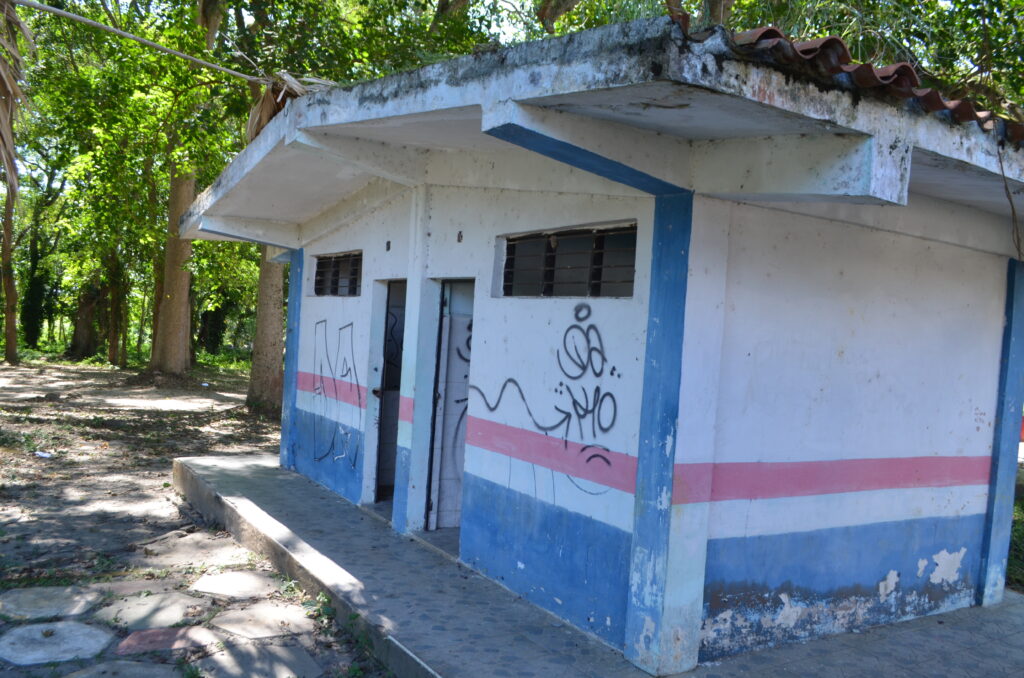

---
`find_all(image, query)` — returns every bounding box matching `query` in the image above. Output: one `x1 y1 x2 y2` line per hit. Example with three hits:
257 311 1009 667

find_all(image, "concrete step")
173 455 655 678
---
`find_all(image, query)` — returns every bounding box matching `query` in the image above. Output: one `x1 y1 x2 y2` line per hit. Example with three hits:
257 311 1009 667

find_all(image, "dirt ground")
0 362 388 677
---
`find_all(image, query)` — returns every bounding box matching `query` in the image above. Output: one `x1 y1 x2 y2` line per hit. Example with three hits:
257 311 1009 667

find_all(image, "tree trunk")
20 218 46 349
149 166 195 375
66 281 103 360
246 245 285 416
1 194 18 364
106 259 123 366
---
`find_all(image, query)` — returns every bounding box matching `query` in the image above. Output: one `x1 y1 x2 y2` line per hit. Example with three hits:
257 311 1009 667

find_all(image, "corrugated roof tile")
696 19 1024 146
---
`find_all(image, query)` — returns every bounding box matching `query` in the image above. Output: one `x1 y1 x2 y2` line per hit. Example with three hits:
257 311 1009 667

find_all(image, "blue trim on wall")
485 123 685 196
290 406 365 503
703 514 985 660
281 248 304 469
485 120 697 667
979 258 1024 605
623 193 694 669
461 474 632 645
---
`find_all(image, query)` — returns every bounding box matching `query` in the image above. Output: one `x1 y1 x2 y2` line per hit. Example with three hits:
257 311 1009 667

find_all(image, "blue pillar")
485 120 700 674
979 258 1024 605
280 248 304 469
623 193 695 673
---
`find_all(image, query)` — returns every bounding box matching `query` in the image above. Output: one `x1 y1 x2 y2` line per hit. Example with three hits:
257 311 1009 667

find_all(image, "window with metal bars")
313 252 362 297
502 224 636 297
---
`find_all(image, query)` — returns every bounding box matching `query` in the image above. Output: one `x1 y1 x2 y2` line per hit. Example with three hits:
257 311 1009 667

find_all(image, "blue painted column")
623 193 695 674
979 258 1024 605
280 248 304 469
485 118 702 673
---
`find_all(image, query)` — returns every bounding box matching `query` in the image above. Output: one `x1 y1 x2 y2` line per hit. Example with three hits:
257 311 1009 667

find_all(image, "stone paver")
115 626 224 655
190 570 279 599
93 591 208 631
210 600 315 638
195 641 323 678
0 621 112 665
178 455 1024 678
86 578 184 598
127 530 249 570
64 659 181 677
0 586 103 620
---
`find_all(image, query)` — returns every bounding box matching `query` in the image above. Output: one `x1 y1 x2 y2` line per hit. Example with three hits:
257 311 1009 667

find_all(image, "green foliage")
1010 496 1024 591
5 0 500 371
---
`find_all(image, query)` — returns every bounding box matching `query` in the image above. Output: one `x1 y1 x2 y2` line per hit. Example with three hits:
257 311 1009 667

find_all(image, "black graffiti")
468 303 622 497
456 319 472 364
311 320 361 468
558 382 617 440
556 304 607 380
565 444 613 495
469 378 573 441
383 309 404 386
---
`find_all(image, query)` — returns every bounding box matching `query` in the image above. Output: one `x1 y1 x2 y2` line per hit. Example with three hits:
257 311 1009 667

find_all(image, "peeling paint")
929 547 967 586
917 558 928 577
773 593 805 628
878 570 899 602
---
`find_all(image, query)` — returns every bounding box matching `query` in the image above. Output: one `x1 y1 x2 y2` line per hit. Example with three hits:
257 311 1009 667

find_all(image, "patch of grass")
194 348 251 374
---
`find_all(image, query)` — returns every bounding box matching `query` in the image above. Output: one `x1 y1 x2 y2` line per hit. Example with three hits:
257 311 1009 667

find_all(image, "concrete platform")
174 455 657 678
174 455 1024 678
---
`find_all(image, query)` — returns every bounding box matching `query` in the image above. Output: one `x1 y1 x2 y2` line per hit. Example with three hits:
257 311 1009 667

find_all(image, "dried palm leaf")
245 72 318 142
0 0 34 202
197 0 224 50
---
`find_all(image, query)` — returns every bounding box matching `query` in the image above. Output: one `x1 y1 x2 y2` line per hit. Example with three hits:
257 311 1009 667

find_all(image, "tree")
247 246 284 415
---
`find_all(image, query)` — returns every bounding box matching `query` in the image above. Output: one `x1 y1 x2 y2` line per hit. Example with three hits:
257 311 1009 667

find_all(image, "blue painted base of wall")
700 514 985 661
391 445 413 532
460 474 631 646
287 407 365 504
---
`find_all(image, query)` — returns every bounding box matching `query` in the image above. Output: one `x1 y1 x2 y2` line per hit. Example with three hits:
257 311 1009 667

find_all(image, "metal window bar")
314 253 362 296
503 225 636 298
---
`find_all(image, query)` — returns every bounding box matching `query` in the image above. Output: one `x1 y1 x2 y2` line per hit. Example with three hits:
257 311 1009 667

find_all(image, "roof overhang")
182 18 1024 249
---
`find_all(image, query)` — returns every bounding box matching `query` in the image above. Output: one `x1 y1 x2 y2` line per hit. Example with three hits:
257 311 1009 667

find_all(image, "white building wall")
686 195 1007 660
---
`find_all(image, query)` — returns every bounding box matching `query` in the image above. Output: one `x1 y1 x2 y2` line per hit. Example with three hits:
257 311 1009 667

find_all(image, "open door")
375 280 406 503
427 280 474 531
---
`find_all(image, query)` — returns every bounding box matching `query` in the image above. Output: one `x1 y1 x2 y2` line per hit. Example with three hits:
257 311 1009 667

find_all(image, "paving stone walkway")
177 455 1024 678
0 527 388 677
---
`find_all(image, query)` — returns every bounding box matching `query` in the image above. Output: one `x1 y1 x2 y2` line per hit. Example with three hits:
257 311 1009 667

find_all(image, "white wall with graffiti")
288 191 414 502
284 174 656 645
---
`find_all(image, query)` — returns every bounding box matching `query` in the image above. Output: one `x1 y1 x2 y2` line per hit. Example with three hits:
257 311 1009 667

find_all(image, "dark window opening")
503 224 636 297
314 252 362 297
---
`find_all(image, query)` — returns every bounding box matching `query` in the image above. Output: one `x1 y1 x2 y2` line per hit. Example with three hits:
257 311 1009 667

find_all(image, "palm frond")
0 0 32 202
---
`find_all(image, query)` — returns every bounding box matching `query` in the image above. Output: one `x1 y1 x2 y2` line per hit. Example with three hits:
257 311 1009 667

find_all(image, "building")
181 18 1024 675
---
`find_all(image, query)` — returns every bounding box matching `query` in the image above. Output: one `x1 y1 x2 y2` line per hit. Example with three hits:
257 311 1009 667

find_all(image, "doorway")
375 280 406 504
427 280 474 535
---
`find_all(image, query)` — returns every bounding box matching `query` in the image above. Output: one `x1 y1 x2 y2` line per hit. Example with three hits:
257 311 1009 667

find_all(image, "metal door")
428 280 474 530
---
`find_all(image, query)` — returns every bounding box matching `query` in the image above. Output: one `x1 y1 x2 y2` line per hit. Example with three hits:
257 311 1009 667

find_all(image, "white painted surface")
713 201 1005 464
705 485 990 540
297 177 654 531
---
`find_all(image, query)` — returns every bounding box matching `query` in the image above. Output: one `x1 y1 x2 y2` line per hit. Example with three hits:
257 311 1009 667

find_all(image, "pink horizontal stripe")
672 456 992 505
398 396 414 423
297 370 414 422
464 416 991 504
466 416 638 494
